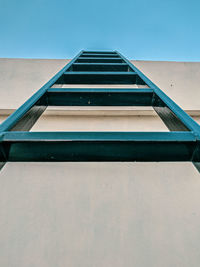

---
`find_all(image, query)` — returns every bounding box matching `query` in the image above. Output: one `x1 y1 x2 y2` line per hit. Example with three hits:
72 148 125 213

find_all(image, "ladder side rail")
0 51 84 132
116 51 200 136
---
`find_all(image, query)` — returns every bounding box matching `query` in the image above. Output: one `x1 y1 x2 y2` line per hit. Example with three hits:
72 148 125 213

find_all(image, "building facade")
0 52 200 266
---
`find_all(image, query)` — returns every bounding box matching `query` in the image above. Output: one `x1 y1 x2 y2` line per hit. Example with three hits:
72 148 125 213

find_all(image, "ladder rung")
71 62 129 71
47 88 153 93
73 63 127 65
78 57 121 60
55 72 146 85
47 88 154 106
80 53 120 58
76 58 124 63
2 132 195 162
64 72 136 75
82 51 117 54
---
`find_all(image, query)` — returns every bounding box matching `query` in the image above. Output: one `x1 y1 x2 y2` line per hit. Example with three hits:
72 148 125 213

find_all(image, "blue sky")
0 0 200 61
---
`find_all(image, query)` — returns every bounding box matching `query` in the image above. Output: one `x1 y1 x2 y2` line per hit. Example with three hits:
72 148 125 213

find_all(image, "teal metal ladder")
0 50 200 166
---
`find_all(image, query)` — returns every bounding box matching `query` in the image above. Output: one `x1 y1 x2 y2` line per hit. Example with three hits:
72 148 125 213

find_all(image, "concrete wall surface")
133 60 200 111
0 162 200 267
0 57 200 266
0 58 67 110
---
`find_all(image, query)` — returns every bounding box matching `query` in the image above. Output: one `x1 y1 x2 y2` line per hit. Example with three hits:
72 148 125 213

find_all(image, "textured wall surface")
0 58 67 110
133 60 200 111
0 162 199 267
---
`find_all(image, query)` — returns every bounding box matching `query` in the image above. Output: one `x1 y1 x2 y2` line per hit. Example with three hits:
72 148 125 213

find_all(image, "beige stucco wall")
0 58 67 110
0 58 200 266
133 60 200 111
0 162 200 267
31 107 168 132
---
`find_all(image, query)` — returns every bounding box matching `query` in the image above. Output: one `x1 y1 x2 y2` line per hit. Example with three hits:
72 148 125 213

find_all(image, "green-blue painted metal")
0 132 196 162
117 51 200 136
0 50 83 132
0 50 200 163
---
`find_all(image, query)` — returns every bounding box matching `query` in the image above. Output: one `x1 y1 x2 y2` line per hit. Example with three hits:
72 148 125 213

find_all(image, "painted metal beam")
117 51 200 136
73 62 127 65
64 71 135 75
82 51 117 54
47 88 153 106
76 58 124 63
55 72 146 85
80 53 120 58
71 63 129 71
0 132 196 162
0 51 83 132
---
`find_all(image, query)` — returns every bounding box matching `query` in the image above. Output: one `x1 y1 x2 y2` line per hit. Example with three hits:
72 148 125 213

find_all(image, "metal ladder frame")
0 50 199 164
